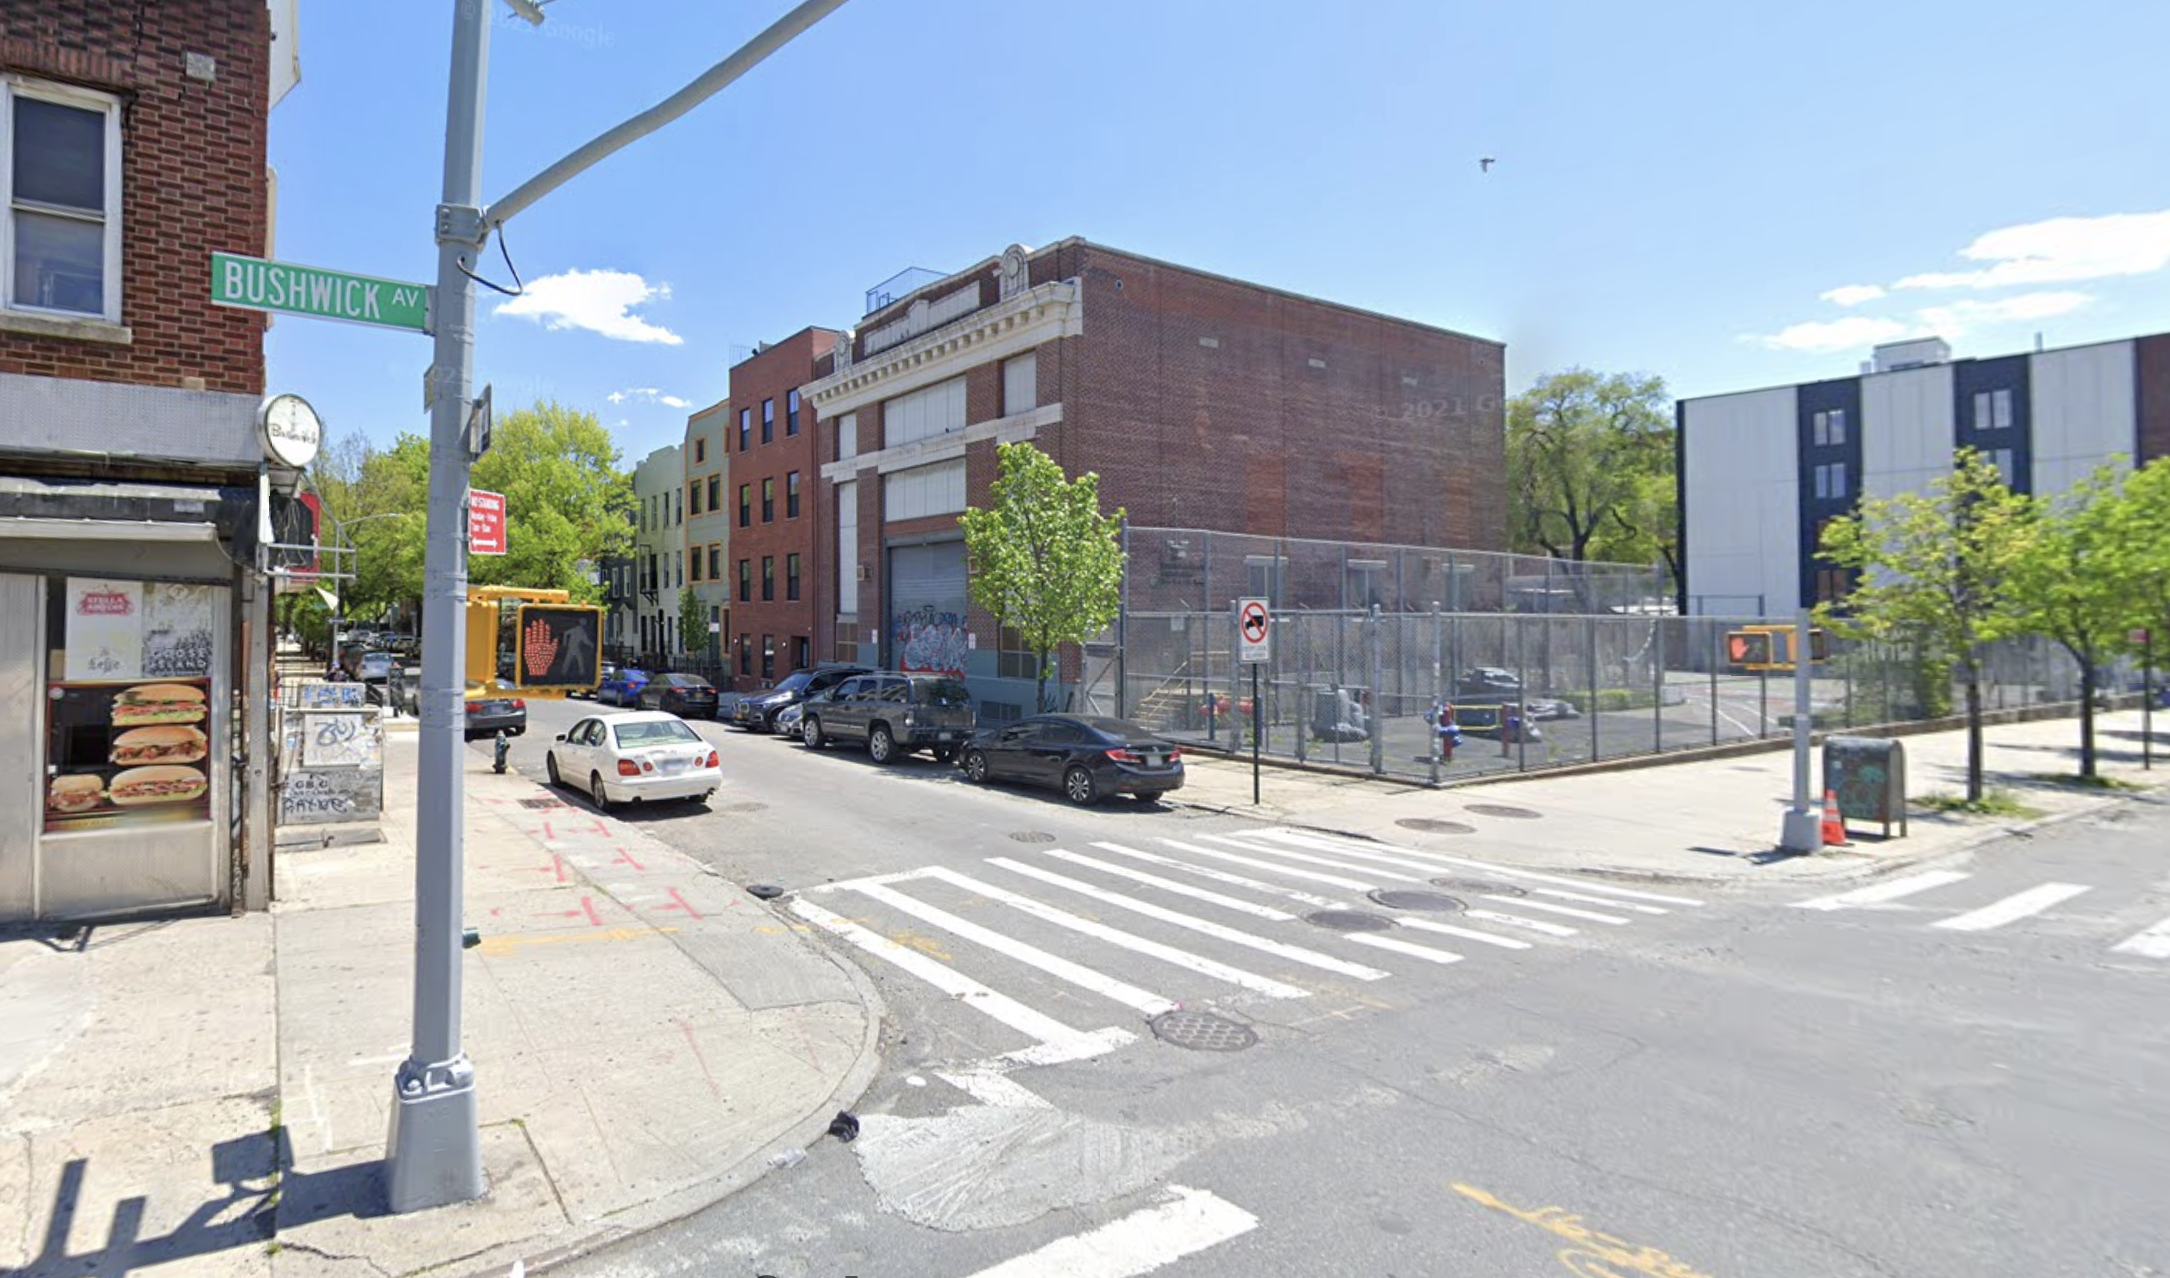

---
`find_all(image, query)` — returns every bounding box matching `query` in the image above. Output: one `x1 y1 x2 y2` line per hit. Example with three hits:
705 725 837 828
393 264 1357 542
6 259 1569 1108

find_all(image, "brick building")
682 397 731 665
0 0 287 920
723 328 836 688
802 238 1504 715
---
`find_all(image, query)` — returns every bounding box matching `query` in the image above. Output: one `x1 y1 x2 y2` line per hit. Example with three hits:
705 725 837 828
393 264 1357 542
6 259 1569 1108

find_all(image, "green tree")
2109 457 2170 684
680 588 710 662
2008 461 2142 780
1506 369 1678 605
469 401 634 604
958 442 1126 713
1818 450 2037 803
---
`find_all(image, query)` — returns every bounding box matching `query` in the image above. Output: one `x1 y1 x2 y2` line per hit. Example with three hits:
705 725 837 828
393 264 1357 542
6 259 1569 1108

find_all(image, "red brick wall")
2137 334 2170 465
0 1 269 394
723 327 834 687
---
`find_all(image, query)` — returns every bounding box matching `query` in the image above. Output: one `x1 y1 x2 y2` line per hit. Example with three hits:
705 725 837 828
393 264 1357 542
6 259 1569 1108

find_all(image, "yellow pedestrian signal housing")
464 586 603 698
1725 624 1828 672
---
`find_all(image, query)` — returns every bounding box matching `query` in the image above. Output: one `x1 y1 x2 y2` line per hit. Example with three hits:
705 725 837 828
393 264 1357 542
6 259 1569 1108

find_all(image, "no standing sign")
1236 597 1271 663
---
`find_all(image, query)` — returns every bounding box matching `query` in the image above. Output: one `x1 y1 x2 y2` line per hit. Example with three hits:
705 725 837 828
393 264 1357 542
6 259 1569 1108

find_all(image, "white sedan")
546 711 720 812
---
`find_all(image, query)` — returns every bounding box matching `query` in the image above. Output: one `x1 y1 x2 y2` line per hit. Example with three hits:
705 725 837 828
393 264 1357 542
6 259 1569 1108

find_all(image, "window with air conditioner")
4 82 121 322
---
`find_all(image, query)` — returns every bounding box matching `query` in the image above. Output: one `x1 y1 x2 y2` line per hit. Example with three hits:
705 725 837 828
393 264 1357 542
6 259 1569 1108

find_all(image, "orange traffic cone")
1820 790 1851 847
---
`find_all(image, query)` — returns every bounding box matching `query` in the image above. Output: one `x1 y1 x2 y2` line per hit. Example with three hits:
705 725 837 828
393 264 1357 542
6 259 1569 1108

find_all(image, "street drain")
1368 889 1465 912
1396 817 1476 835
1432 877 1527 898
1304 910 1394 932
1149 1010 1258 1052
1466 803 1542 820
1008 831 1058 844
518 797 564 810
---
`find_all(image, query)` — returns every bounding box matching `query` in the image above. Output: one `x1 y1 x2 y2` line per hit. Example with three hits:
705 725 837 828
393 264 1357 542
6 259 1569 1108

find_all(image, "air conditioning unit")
857 564 871 580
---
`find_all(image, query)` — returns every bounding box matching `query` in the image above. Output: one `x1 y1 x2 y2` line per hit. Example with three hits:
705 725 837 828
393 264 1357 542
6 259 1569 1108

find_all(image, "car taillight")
1165 748 1182 762
463 702 482 714
704 751 719 767
1105 748 1142 764
510 699 525 710
617 760 641 777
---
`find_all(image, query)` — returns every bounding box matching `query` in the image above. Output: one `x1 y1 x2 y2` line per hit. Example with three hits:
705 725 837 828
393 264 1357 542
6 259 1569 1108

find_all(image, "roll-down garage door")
888 540 968 677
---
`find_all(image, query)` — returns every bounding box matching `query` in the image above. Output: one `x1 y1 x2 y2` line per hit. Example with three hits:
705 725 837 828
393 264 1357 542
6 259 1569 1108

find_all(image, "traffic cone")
1820 790 1851 847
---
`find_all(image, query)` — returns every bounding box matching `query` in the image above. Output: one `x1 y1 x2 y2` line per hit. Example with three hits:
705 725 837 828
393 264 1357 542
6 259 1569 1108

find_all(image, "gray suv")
800 672 977 763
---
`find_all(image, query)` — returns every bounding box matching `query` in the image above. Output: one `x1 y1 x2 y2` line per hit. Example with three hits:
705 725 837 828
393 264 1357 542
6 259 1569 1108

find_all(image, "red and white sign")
1236 597 1271 663
468 488 506 556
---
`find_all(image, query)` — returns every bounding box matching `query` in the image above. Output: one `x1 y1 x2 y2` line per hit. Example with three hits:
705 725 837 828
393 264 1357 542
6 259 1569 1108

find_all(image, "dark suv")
800 672 976 763
730 663 871 732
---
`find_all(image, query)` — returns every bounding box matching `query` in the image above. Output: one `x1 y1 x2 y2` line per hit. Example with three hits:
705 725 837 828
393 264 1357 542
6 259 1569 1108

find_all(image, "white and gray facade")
1680 332 2170 615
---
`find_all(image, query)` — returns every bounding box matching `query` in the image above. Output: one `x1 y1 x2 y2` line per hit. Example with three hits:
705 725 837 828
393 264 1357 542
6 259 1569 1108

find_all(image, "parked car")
356 651 396 684
1456 667 1522 699
1525 696 1581 720
960 714 1185 806
729 664 871 732
572 662 619 700
462 690 527 740
640 673 719 718
799 672 976 763
545 711 719 812
596 667 651 706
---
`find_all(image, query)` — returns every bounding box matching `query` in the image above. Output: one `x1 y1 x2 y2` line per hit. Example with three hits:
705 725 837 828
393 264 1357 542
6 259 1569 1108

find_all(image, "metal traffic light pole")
387 0 853 1212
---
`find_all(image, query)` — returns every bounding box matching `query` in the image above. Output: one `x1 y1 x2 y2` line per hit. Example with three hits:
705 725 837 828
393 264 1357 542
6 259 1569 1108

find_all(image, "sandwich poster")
44 678 212 832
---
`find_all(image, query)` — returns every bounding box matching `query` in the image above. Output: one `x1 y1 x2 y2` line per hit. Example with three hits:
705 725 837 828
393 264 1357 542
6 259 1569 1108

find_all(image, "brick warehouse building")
0 0 293 920
724 327 837 687
801 238 1504 716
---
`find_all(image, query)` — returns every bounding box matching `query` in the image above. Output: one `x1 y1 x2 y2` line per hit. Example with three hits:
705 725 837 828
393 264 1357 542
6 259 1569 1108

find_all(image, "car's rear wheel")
801 716 826 749
868 724 897 764
546 753 562 787
962 749 989 783
590 771 617 813
1063 766 1099 806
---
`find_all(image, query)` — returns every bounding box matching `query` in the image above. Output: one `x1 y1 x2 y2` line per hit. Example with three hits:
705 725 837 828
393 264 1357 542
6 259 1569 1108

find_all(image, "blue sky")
267 0 2170 464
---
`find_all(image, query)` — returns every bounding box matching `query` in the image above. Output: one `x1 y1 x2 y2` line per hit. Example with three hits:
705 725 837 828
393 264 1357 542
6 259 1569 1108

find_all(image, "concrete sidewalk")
1172 708 2169 886
1 735 880 1278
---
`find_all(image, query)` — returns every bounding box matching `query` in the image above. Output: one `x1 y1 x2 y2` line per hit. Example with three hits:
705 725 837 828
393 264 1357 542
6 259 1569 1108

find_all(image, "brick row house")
0 0 295 919
720 328 834 689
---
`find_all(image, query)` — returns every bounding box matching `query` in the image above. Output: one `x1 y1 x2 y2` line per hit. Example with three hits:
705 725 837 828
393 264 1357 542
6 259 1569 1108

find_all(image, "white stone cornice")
820 403 1063 484
806 280 1083 419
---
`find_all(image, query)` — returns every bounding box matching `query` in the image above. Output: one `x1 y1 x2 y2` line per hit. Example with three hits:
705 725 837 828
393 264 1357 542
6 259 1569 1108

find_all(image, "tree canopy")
1506 369 1678 599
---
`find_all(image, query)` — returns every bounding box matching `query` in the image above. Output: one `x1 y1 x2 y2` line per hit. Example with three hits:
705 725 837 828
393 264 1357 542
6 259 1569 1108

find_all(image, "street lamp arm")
484 0 849 229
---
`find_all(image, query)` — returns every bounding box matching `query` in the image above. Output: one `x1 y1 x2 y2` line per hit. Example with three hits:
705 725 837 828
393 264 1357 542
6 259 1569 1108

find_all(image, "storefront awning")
0 475 237 542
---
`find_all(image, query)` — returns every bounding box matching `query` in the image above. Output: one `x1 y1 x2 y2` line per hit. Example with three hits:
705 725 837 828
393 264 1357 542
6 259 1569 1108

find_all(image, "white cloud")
607 386 693 408
495 269 682 345
1894 209 2170 291
1749 315 1913 354
1820 284 1886 307
1913 290 2093 335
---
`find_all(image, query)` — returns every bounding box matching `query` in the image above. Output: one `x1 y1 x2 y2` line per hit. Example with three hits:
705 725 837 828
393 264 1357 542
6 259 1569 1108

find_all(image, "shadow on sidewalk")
8 1131 388 1278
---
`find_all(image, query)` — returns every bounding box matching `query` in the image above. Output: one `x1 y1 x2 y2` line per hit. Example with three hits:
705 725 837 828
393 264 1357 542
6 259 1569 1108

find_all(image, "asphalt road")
493 701 2170 1278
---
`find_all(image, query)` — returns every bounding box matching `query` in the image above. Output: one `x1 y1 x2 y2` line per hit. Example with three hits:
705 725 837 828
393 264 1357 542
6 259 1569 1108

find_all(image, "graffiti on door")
894 605 968 677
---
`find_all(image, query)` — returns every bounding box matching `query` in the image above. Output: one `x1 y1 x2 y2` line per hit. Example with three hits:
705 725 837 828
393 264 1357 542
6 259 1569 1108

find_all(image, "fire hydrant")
493 729 511 774
1425 700 1462 763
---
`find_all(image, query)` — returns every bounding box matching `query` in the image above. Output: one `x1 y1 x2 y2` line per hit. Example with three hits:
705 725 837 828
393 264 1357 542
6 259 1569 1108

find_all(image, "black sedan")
959 714 1184 806
639 673 720 719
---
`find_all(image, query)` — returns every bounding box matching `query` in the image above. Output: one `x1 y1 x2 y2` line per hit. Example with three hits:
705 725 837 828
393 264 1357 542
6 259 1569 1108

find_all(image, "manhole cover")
1466 803 1542 820
1368 889 1465 912
518 797 564 810
1008 831 1058 844
1396 817 1476 835
1149 1010 1258 1052
1432 877 1526 898
1304 910 1395 932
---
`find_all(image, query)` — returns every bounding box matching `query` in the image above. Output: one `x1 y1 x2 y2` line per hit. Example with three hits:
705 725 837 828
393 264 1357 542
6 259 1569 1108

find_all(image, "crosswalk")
792 826 1702 1062
1793 869 2170 959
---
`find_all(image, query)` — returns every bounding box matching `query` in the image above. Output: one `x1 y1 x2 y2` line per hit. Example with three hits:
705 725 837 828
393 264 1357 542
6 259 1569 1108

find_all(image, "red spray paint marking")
610 847 646 872
529 854 569 883
657 888 703 920
539 895 604 927
678 1018 723 1099
543 820 557 843
590 818 609 837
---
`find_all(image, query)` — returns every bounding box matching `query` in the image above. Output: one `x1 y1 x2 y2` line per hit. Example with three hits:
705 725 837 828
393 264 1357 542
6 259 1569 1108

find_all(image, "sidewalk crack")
276 1238 394 1278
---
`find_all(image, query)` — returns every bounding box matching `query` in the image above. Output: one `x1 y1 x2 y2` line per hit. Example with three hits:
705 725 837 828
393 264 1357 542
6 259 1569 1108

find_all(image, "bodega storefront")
0 479 262 921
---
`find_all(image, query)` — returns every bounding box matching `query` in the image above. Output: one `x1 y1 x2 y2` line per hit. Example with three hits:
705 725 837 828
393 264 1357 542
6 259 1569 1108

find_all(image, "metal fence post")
1116 521 1129 719
1369 603 1385 775
1709 625 1719 747
1652 617 1665 754
1430 603 1443 785
1587 614 1600 763
1514 609 1529 773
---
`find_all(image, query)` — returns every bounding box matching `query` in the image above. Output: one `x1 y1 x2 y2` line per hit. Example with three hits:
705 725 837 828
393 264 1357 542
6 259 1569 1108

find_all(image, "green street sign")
210 252 430 333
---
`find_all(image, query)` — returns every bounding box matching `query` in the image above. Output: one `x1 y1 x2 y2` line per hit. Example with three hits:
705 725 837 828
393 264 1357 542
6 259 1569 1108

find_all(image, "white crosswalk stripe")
1529 887 1670 915
1195 834 1429 883
1931 882 2091 932
1482 894 1630 925
1464 908 1578 938
1159 837 1382 891
1394 917 1534 949
1043 847 1296 921
960 1183 1258 1278
1094 841 1350 910
1346 933 1463 964
1261 829 1709 907
1792 870 1973 912
2113 915 2170 958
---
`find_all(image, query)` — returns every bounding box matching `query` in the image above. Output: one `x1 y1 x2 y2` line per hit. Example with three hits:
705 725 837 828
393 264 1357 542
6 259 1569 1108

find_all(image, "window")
786 553 801 602
739 559 751 603
1814 567 1851 605
690 551 702 582
1004 352 1037 415
1813 462 1849 501
762 398 775 444
1811 409 1846 447
675 550 684 587
674 490 683 524
836 411 858 461
739 636 752 675
786 388 800 436
5 83 122 321
1988 447 2017 486
762 556 775 601
998 626 1036 680
762 635 776 681
688 480 702 517
794 636 810 671
787 471 801 519
738 483 751 527
739 408 751 451
707 544 721 581
762 478 775 522
707 474 721 512
694 437 707 464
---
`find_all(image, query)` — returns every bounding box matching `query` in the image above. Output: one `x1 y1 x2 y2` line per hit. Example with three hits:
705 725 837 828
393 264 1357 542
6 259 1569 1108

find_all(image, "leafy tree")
2008 461 2140 779
2108 457 2170 681
680 588 710 662
959 442 1126 714
1818 450 2036 803
1506 369 1678 604
469 401 634 604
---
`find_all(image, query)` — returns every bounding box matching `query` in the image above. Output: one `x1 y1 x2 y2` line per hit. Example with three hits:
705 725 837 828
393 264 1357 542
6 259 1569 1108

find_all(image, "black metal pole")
2145 630 2154 771
1252 663 1261 805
